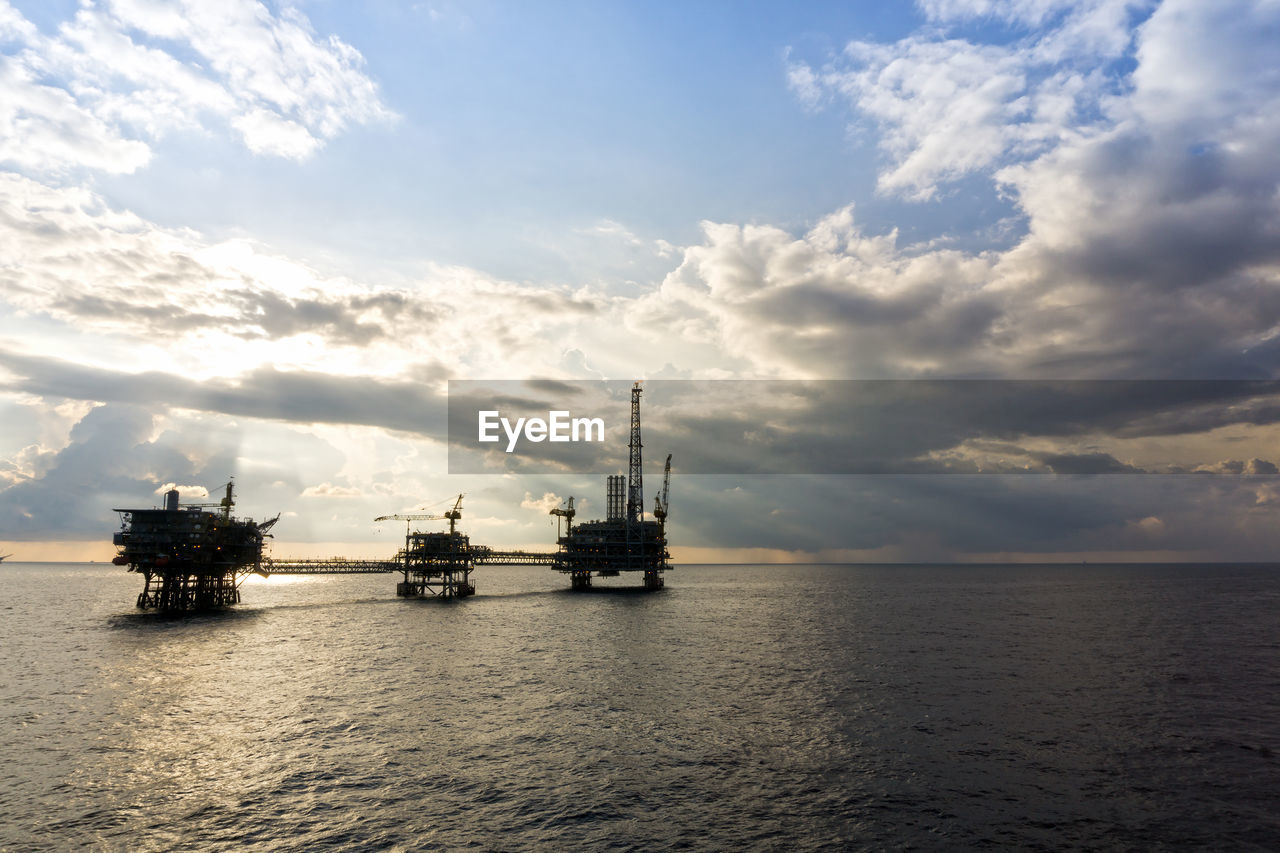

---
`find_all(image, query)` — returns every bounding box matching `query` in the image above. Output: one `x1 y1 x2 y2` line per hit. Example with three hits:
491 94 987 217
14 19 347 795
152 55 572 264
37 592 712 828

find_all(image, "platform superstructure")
112 482 278 610
376 495 478 599
551 382 671 590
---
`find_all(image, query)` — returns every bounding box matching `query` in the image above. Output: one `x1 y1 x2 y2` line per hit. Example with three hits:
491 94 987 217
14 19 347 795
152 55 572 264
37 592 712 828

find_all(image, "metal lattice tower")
626 382 643 523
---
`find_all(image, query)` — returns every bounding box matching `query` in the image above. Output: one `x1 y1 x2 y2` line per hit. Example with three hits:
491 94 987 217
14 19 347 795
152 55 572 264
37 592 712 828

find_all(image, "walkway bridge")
262 557 398 575
262 549 557 575
472 548 556 565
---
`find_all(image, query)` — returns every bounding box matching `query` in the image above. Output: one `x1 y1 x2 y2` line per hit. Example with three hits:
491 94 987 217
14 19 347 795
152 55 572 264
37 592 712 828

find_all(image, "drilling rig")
112 481 279 611
549 382 671 590
377 495 476 599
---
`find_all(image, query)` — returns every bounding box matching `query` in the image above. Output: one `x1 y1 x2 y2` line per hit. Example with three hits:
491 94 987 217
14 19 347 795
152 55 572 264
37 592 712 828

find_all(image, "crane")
375 494 465 535
549 496 575 537
175 480 236 515
653 454 672 524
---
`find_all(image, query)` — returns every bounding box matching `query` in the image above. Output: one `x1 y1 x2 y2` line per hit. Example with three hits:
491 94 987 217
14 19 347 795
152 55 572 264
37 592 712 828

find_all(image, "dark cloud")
229 288 441 344
664 474 1280 560
0 404 239 539
47 286 441 346
447 379 1280 475
1035 452 1140 475
51 292 230 334
524 379 587 397
0 350 447 437
1006 129 1280 379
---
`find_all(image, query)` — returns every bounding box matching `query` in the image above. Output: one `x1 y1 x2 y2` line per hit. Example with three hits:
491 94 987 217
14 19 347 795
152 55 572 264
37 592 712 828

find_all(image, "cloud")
300 482 364 497
1034 450 1140 474
0 0 394 173
0 172 632 383
3 1 1280 559
665 471 1279 560
821 38 1057 199
230 108 319 158
788 0 1142 199
0 403 239 538
1194 458 1280 476
0 349 449 437
1128 514 1164 536
520 491 564 513
0 441 57 487
154 482 208 498
0 53 153 174
664 1 1280 380
630 207 1003 377
448 379 1280 477
789 2 1264 203
579 219 645 247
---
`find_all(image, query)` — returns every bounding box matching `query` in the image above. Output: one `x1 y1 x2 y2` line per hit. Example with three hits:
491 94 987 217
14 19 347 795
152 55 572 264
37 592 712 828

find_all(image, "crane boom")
375 494 465 534
654 454 672 522
549 496 576 537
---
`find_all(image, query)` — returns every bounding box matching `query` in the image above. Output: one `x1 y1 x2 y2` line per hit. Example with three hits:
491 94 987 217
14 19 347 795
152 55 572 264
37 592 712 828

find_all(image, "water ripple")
1 562 1278 849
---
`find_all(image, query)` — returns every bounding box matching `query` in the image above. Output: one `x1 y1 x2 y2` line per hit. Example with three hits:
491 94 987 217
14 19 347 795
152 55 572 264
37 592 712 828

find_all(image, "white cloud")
785 60 823 108
579 218 645 247
1131 0 1280 131
759 0 1280 378
6 0 1280 391
0 53 152 173
630 206 1000 377
108 1 394 133
0 171 635 382
154 482 208 498
0 0 394 173
918 0 1082 25
231 108 320 158
791 1 1146 199
830 39 1042 198
1128 514 1164 536
0 1 34 41
0 442 56 486
301 482 364 498
520 491 564 513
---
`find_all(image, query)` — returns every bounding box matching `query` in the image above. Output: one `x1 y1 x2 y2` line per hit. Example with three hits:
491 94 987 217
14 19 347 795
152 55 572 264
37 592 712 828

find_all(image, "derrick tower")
626 382 643 523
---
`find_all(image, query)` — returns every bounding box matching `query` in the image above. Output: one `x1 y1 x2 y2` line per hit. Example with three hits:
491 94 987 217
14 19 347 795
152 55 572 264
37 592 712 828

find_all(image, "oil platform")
112 482 279 610
109 382 672 608
375 495 478 599
361 381 671 594
549 381 671 590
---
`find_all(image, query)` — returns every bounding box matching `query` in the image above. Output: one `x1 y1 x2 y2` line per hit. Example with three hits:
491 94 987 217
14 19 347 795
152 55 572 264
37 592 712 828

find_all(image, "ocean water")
2 561 1278 851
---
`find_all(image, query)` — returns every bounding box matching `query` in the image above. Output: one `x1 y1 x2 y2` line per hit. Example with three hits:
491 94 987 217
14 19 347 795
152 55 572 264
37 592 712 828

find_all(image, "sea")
1 561 1278 851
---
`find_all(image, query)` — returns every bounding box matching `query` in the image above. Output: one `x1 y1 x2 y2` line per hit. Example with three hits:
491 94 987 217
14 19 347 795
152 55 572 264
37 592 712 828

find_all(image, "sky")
1 0 1279 562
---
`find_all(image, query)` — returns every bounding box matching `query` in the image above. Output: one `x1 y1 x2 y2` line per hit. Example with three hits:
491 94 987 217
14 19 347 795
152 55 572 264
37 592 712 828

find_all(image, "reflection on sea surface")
2 562 1278 850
